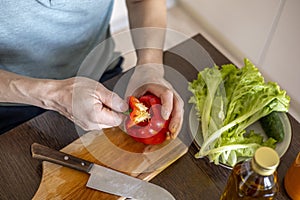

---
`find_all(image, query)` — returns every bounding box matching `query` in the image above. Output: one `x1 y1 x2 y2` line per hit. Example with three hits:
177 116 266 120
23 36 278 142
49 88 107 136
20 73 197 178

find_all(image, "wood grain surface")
33 128 187 199
0 34 299 200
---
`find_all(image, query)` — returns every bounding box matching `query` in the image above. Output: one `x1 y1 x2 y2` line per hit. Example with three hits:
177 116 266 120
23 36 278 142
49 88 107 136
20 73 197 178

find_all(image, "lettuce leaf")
188 58 290 167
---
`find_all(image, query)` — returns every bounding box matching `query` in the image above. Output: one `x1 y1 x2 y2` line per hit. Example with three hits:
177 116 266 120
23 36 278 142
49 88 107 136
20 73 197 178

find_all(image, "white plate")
189 105 292 167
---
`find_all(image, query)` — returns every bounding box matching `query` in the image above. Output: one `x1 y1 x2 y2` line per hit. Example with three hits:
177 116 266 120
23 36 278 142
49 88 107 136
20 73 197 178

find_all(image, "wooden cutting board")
33 127 188 199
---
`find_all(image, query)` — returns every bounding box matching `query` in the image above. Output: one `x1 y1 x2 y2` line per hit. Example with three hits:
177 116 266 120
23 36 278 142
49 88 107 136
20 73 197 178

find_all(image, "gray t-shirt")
0 0 117 80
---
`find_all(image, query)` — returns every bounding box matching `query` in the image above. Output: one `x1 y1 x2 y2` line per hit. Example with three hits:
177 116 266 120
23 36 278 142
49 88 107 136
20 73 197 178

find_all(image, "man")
0 0 183 138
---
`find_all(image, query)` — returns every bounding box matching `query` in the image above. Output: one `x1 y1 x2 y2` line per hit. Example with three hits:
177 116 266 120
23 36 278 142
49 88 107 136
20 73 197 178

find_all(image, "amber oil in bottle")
220 147 280 200
284 152 300 200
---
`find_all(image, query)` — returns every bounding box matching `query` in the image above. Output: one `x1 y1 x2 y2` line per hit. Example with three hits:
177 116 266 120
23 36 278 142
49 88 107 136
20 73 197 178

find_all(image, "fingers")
76 104 126 131
94 103 125 127
160 89 173 120
95 83 128 112
168 93 184 139
59 77 129 131
158 87 184 139
133 84 184 139
136 84 173 119
91 84 128 129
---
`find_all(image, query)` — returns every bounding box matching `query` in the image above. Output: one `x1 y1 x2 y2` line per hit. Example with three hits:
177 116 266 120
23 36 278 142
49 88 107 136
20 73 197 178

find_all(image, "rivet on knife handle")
31 143 93 173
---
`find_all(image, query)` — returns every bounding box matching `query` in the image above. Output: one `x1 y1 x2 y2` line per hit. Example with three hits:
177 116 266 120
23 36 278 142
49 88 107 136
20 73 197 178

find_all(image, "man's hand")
51 77 128 130
1 70 128 131
125 65 184 139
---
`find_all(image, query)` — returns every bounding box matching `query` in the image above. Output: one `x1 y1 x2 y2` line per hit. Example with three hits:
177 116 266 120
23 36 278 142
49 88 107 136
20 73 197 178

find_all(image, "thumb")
96 84 128 112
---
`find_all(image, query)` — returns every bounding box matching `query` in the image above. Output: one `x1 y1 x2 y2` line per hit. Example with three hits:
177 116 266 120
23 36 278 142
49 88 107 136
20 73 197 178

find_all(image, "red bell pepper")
125 93 170 145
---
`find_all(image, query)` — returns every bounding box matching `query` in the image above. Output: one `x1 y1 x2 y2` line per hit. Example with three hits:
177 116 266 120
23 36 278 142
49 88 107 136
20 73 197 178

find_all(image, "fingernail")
165 132 171 140
161 108 170 120
115 118 122 126
119 102 129 112
170 124 178 139
113 113 124 126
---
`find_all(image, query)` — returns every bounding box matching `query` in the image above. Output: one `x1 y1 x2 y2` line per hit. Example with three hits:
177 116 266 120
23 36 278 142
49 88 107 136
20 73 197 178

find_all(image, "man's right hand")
48 77 129 130
1 70 128 131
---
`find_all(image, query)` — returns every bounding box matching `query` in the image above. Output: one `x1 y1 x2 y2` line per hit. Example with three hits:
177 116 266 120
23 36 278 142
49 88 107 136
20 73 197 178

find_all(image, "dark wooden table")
0 34 299 200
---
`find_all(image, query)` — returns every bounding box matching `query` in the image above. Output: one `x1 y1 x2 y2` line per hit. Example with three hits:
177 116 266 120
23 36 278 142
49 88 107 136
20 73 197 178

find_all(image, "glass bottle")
220 147 280 200
284 152 300 200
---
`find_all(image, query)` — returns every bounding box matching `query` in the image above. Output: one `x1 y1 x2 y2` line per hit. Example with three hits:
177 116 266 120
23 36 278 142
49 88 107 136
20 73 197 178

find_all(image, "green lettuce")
188 58 290 167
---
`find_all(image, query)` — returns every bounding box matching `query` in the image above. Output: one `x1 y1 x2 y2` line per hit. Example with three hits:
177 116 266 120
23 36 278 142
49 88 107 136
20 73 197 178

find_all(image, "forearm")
0 70 59 109
0 70 128 130
126 0 167 66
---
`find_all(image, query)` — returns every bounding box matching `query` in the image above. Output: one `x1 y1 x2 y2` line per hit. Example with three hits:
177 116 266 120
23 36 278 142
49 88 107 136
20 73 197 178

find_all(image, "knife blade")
31 143 175 200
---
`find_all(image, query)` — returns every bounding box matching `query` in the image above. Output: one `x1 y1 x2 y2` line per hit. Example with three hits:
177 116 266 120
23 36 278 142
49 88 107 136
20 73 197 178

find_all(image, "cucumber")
260 111 285 143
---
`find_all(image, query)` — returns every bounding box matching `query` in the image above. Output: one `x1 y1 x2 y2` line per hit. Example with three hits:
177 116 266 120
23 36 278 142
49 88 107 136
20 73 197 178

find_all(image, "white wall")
110 0 129 33
260 0 300 122
178 0 300 122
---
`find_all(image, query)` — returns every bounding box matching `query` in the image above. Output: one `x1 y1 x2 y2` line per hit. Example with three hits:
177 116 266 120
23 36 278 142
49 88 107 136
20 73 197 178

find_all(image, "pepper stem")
122 109 132 115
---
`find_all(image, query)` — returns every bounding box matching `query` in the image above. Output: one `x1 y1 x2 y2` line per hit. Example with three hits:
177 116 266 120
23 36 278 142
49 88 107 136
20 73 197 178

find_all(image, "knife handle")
31 143 93 173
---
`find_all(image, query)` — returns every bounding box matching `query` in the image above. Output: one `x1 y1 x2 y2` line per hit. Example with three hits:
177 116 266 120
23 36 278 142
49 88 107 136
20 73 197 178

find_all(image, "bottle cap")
252 147 280 176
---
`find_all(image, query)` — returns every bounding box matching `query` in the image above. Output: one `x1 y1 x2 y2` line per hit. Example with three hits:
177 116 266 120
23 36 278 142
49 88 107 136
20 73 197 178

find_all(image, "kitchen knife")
31 143 175 200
